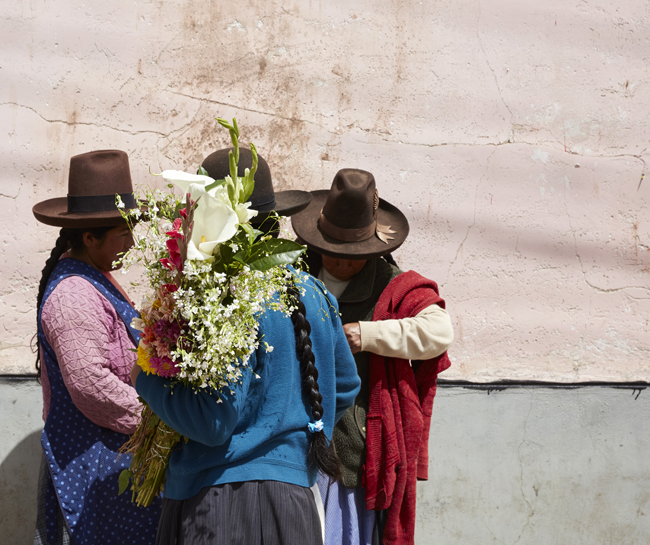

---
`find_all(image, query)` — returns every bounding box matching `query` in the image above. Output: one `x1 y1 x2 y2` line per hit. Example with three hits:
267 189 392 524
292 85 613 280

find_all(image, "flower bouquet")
117 118 306 507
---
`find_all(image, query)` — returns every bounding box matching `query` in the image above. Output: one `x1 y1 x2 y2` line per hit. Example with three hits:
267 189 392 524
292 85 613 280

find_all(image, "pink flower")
154 341 172 359
153 319 182 346
149 355 181 378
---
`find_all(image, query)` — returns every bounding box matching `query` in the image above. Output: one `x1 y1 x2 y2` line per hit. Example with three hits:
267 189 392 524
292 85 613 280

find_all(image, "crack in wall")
167 90 325 131
7 98 644 166
0 102 192 139
513 392 535 544
165 91 647 163
442 148 497 287
476 0 513 129
562 174 650 295
382 136 650 163
158 99 204 159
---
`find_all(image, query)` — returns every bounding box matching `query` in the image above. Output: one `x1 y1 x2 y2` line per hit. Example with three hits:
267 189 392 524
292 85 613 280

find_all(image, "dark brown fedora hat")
291 169 409 260
33 150 138 228
201 147 312 223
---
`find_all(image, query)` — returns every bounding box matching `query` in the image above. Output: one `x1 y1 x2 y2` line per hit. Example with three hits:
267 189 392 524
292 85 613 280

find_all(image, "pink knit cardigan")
40 274 142 434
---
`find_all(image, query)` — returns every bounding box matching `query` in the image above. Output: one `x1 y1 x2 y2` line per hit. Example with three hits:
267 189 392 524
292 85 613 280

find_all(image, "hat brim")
291 190 410 260
33 197 141 228
251 190 313 223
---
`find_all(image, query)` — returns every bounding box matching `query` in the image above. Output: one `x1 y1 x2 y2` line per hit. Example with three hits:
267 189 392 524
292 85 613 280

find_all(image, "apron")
37 258 161 544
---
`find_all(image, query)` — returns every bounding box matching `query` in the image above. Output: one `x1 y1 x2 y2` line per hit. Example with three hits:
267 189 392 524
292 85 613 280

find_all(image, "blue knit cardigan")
136 271 361 500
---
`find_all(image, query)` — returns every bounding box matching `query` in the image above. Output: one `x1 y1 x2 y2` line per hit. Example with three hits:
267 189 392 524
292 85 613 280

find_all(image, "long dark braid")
33 226 112 379
288 281 342 480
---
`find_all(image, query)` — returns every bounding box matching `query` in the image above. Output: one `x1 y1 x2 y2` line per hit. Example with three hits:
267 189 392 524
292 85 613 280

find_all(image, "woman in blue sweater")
131 270 361 545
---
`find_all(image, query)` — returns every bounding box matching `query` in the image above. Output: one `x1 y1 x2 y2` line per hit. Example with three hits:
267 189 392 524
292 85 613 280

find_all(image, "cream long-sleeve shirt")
318 267 454 360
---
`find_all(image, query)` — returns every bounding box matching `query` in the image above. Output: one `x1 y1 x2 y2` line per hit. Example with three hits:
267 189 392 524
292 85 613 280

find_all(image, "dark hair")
288 282 342 480
33 226 113 379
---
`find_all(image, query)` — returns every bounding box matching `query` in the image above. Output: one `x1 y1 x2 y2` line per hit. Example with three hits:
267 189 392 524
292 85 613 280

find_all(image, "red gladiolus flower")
166 218 183 240
161 283 178 295
166 239 182 270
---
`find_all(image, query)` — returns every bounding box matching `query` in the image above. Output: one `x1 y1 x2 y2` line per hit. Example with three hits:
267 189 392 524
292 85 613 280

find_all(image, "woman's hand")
343 322 362 354
130 361 142 387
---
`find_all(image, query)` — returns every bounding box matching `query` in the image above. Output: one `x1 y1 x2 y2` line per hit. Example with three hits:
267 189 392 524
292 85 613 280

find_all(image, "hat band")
67 193 135 214
319 213 376 242
249 194 277 213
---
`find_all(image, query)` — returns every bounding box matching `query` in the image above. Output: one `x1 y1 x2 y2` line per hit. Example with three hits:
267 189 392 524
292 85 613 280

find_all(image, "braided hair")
288 281 342 480
33 226 113 379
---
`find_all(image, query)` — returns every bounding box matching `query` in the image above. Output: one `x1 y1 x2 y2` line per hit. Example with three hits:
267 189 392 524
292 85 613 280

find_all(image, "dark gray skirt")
156 481 322 545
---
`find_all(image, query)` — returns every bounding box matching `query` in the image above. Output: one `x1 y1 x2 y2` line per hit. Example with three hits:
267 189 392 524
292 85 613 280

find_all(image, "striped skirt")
156 480 322 545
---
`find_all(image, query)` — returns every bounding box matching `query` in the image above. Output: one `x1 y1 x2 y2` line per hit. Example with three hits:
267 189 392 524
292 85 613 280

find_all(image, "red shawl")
364 271 451 545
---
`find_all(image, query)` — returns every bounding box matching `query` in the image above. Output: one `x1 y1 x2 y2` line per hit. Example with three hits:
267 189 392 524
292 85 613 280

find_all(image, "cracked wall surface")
2 0 649 380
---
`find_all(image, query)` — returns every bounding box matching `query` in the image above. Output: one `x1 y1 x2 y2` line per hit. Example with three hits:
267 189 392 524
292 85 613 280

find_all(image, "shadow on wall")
0 429 42 545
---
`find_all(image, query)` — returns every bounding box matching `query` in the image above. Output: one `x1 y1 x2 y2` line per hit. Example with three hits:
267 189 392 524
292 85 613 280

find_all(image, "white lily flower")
161 170 215 197
185 182 238 259
235 201 258 224
186 240 213 261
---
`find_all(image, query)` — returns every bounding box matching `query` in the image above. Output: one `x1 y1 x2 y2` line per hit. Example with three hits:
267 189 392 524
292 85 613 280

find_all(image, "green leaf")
240 223 263 245
204 178 226 192
118 469 131 495
247 239 306 271
213 243 236 274
233 117 239 138
249 237 303 258
248 249 305 271
197 165 209 176
142 477 156 489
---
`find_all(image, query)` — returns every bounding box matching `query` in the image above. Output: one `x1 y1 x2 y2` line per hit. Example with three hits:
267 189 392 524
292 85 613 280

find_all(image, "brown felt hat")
33 150 138 228
201 147 312 223
291 169 409 259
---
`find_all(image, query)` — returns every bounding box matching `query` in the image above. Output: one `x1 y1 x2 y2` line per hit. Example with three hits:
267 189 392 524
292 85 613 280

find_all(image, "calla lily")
161 170 215 197
186 240 212 261
185 182 239 260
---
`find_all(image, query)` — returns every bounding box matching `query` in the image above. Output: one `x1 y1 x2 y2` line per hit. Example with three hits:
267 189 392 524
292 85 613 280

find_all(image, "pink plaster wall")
2 0 648 380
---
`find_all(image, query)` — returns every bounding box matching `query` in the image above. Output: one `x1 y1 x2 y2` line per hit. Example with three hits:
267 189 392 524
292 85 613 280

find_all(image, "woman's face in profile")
321 255 367 281
86 224 134 272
